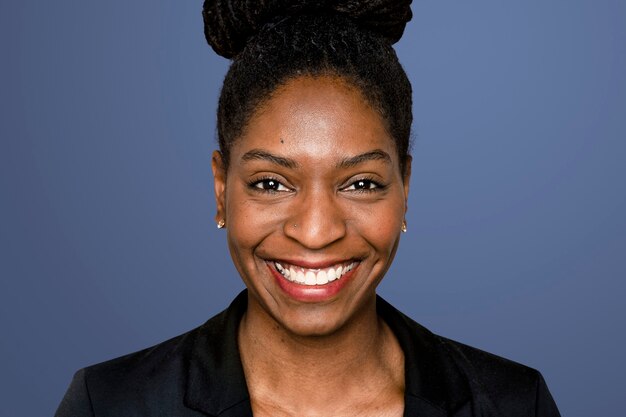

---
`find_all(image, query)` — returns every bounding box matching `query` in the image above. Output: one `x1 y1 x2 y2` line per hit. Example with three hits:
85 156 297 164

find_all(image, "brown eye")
251 178 290 192
345 179 380 191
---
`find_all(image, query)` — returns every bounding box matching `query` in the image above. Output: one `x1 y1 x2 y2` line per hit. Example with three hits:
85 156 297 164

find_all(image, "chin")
273 307 352 338
266 289 376 339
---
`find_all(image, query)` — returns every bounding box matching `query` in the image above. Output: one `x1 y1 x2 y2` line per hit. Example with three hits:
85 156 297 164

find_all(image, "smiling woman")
215 76 409 333
55 1 560 416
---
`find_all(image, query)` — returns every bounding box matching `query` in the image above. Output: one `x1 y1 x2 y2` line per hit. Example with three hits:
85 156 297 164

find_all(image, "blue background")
1 1 624 416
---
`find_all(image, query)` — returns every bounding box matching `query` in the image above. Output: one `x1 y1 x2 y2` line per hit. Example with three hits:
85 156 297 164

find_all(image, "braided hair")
203 0 413 174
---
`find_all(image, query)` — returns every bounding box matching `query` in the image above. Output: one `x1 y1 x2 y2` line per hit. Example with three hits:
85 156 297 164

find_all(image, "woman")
56 1 561 416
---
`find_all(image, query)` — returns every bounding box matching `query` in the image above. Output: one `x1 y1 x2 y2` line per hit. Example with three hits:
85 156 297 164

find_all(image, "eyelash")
247 176 291 193
247 176 386 194
342 177 386 193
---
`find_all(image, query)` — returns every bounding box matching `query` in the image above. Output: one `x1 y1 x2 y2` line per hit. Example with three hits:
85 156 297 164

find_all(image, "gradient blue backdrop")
1 1 624 416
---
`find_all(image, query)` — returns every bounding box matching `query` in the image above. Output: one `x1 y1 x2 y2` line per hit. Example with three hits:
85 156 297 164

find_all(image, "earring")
217 219 226 229
401 220 407 233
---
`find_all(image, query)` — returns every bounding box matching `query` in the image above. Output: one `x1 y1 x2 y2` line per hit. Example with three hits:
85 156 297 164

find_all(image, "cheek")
348 199 404 254
225 190 284 249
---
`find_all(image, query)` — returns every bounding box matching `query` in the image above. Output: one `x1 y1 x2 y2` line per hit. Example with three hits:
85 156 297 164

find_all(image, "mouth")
272 260 358 286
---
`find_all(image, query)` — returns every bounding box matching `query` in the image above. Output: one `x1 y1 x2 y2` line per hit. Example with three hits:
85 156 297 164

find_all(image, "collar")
377 297 473 416
184 291 251 417
183 291 473 417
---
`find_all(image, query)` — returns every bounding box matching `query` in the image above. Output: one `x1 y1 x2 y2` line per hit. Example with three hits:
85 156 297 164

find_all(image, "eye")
343 179 383 192
250 177 290 192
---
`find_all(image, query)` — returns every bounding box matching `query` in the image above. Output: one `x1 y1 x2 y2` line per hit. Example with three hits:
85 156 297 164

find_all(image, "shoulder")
441 335 539 391
55 293 250 417
56 328 198 416
56 303 234 417
84 328 194 388
438 336 559 416
377 297 560 416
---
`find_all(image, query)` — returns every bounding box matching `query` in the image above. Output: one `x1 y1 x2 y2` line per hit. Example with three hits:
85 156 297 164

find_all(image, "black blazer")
56 291 560 416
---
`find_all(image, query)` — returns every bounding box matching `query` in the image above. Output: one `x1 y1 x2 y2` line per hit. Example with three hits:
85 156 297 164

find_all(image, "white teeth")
274 261 356 286
327 268 336 282
316 270 328 285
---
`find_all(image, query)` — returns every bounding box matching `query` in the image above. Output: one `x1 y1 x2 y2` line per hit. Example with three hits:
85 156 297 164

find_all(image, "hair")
202 0 413 174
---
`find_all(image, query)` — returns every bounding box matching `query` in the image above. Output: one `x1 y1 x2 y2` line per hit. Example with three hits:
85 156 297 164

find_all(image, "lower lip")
267 262 358 303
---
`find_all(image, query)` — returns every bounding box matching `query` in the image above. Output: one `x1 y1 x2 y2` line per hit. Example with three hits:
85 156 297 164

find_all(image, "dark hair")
203 0 413 174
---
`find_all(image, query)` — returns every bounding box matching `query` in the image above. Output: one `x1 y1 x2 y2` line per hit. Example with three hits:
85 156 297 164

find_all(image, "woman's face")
212 75 410 336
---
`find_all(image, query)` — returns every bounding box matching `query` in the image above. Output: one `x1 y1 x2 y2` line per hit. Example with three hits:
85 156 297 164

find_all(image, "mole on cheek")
280 138 285 144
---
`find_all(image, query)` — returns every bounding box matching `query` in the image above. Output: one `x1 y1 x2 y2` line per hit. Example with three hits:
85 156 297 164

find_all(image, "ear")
211 150 227 225
402 155 412 215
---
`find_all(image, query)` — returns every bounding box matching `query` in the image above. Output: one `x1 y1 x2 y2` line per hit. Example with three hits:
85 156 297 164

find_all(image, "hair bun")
203 0 413 59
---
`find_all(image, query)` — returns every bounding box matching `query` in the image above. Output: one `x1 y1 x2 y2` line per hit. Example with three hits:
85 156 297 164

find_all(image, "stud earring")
217 219 226 229
401 220 407 233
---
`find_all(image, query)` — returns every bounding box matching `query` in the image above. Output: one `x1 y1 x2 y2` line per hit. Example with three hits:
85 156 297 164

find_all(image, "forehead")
233 75 397 163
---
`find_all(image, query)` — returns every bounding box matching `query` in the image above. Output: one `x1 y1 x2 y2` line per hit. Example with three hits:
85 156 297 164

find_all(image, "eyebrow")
336 149 392 169
239 148 392 170
241 149 299 169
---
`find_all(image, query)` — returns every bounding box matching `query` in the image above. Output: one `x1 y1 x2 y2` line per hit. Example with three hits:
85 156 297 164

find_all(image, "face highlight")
212 76 410 336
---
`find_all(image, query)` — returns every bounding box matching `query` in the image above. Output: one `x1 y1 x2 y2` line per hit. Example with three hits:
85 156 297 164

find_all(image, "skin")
212 75 411 417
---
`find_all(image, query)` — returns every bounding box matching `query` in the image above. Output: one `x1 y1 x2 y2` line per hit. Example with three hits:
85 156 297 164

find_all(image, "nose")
283 188 347 249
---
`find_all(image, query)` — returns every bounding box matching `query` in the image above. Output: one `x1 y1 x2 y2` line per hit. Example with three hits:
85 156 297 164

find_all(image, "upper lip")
267 258 360 270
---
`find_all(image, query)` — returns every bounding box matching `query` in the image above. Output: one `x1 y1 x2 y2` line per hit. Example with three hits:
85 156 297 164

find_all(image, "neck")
238 293 404 415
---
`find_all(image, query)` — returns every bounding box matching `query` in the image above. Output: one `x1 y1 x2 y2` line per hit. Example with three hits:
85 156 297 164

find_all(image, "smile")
273 261 357 286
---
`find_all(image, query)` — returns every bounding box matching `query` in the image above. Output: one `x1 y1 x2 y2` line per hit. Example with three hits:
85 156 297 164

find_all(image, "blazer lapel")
378 296 476 417
184 292 253 417
183 292 501 417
